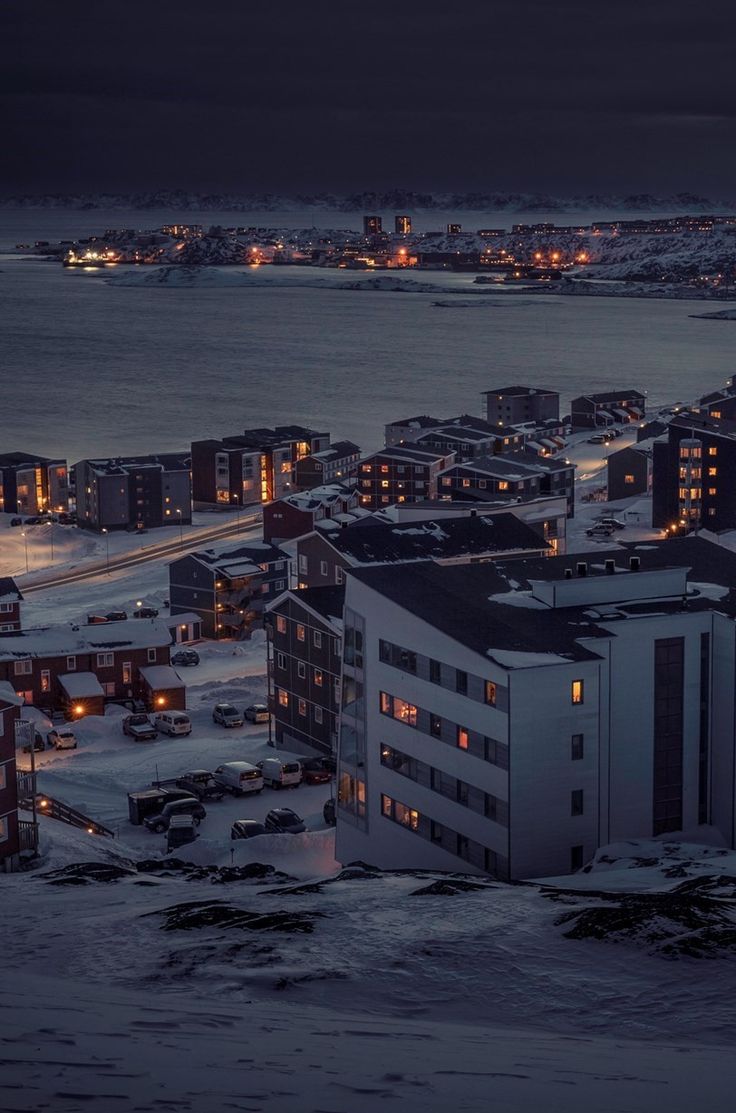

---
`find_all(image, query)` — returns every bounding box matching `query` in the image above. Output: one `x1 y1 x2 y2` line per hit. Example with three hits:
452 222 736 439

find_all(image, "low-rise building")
437 452 575 519
265 586 344 756
0 452 69 515
169 542 290 638
0 578 23 635
0 620 182 717
0 681 23 872
570 390 646 430
607 439 657 502
293 441 361 489
75 454 191 533
295 512 550 589
352 446 455 510
384 415 446 448
698 376 736 422
483 386 559 427
336 537 736 880
191 426 329 507
263 483 365 544
652 412 736 531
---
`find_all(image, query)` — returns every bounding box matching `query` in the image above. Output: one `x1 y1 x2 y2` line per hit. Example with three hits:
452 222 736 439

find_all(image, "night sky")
2 0 734 196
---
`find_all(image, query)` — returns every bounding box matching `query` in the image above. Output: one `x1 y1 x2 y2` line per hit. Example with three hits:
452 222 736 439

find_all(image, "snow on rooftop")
487 648 573 667
0 680 24 706
58 672 105 698
0 619 172 660
139 665 185 689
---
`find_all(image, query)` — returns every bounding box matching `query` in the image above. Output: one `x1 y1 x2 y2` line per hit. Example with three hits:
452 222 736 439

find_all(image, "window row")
380 794 508 878
13 652 155 678
274 653 327 687
381 744 509 826
378 638 500 707
273 613 338 653
276 688 329 722
379 691 509 770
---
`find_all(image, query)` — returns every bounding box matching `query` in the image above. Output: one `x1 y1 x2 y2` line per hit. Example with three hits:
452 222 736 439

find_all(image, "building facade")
483 386 560 427
607 441 656 502
570 390 646 430
191 426 329 508
75 455 191 532
0 579 23 635
0 682 22 871
293 441 361 490
336 538 736 880
351 446 455 510
266 587 344 756
652 413 736 531
263 484 364 545
437 453 575 520
169 542 290 638
0 453 68 515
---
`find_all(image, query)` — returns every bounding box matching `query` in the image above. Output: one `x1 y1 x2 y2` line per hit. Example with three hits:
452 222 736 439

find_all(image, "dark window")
571 790 584 816
571 734 584 761
653 637 684 835
429 658 441 685
455 669 467 695
570 845 584 872
430 713 442 738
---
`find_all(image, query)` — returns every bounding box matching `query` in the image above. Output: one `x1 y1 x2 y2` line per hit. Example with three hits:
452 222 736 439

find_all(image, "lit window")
708 467 717 476
276 615 287 634
709 447 718 456
314 669 323 686
708 488 717 496
380 465 389 473
571 679 584 705
624 474 635 484
457 727 469 750
298 698 307 717
278 689 289 707
498 481 509 491
485 681 497 706
297 624 305 641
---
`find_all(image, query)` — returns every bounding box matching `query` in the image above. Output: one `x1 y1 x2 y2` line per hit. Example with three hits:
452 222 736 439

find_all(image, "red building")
0 620 185 718
0 681 23 871
351 446 455 510
0 577 23 634
263 483 366 544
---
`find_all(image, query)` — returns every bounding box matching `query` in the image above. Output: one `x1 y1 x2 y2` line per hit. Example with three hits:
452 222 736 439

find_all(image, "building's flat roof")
363 445 452 464
186 541 289 575
0 452 63 467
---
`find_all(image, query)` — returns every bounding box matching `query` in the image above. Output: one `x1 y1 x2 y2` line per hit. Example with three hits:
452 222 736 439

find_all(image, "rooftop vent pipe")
629 555 641 571
605 559 616 575
564 568 573 579
576 561 588 577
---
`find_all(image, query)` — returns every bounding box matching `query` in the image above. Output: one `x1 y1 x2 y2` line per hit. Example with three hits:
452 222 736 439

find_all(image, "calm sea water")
1 208 734 463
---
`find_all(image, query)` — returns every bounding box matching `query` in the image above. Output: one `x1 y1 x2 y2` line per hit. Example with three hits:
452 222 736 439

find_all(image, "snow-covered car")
587 434 607 444
231 820 267 840
264 808 306 834
171 649 199 666
47 727 77 750
244 703 269 724
122 713 158 741
22 730 46 754
143 798 206 833
212 703 244 728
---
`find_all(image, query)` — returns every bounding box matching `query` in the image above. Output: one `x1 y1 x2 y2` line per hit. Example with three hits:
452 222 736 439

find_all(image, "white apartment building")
336 537 736 879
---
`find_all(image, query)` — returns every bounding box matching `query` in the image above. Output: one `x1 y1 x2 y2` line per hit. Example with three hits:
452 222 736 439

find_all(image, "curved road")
19 513 262 594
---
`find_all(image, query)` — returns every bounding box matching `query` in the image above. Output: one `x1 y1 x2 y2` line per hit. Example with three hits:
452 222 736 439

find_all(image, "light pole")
176 508 183 549
101 527 109 573
47 521 54 563
20 531 29 574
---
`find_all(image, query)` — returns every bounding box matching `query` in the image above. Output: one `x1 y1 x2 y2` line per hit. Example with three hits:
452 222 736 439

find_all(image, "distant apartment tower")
483 386 560 427
363 215 382 236
447 223 462 235
75 454 191 533
652 412 736 531
351 446 455 510
0 453 68 515
191 426 330 508
395 214 412 234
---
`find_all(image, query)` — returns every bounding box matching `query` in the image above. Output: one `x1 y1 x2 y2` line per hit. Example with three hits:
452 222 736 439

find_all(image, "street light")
20 531 29 574
176 508 183 549
47 520 54 563
101 527 109 573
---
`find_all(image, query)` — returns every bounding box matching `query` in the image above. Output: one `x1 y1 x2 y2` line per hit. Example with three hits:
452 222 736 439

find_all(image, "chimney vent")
576 561 588 577
629 556 640 572
470 508 477 517
605 559 616 575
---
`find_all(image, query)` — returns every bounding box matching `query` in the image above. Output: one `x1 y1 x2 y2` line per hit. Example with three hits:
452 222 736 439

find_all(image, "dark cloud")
2 0 735 195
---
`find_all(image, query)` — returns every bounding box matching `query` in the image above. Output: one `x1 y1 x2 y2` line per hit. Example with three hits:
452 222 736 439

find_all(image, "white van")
154 711 192 736
258 758 302 789
213 761 264 796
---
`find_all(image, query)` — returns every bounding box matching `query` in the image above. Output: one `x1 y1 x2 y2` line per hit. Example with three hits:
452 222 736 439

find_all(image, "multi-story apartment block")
482 386 560 427
169 542 291 639
699 377 736 422
351 446 455 510
437 453 575 518
266 586 344 756
75 454 191 533
570 390 646 430
0 452 68 515
384 415 446 448
607 439 658 502
395 215 412 234
652 412 736 531
0 620 183 717
0 579 23 635
0 681 23 872
191 426 329 508
414 421 526 460
295 512 550 590
293 441 361 490
336 537 736 880
263 484 366 545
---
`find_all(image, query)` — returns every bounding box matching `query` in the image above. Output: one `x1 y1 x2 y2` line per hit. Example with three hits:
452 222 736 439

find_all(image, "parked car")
323 798 336 827
58 512 76 524
610 428 623 437
171 649 200 666
214 761 264 796
586 524 615 538
244 703 269 724
47 727 77 750
22 729 46 754
175 770 225 801
9 516 22 527
596 517 626 530
302 759 332 785
105 611 127 622
143 797 206 833
128 787 197 825
231 819 267 840
257 758 302 788
588 434 607 444
134 607 159 618
23 515 43 525
212 703 244 728
601 431 616 442
122 713 158 741
154 711 192 736
264 808 306 834
167 815 199 851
